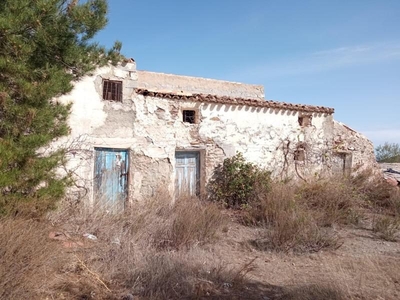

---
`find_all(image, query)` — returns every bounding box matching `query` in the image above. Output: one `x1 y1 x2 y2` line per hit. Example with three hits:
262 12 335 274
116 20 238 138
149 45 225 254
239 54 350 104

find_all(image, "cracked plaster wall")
53 64 375 203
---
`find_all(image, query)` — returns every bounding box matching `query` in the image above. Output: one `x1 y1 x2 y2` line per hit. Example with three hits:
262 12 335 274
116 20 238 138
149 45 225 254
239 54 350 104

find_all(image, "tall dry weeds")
53 195 226 250
45 194 231 298
1 193 232 299
297 178 362 227
245 181 297 226
0 218 68 299
352 169 400 214
372 215 400 241
245 182 339 253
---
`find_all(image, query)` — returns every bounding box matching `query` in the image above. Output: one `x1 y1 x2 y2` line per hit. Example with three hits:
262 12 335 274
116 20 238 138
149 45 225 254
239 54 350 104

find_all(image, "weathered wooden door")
175 152 200 196
94 148 129 211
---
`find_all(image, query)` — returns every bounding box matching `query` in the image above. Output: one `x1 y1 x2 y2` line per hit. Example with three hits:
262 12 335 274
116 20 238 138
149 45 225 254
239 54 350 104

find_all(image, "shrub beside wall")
208 153 271 208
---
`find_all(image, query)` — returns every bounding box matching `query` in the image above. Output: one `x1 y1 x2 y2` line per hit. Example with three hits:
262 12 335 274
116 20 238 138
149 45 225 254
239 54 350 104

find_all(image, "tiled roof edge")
135 89 335 114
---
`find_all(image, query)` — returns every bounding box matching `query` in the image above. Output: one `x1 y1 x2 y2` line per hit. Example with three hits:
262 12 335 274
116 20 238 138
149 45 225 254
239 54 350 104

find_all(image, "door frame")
332 151 352 176
175 149 205 197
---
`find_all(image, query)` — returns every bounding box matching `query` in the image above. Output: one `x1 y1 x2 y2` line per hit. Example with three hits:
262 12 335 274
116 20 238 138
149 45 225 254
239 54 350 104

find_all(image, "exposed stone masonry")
136 70 265 100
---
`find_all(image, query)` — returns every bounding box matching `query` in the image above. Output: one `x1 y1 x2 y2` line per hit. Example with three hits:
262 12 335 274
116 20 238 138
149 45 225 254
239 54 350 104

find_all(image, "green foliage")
375 142 400 162
0 0 122 214
208 153 271 208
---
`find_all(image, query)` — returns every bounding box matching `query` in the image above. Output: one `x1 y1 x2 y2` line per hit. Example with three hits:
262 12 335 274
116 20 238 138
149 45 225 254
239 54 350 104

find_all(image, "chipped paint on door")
175 152 200 196
94 148 129 211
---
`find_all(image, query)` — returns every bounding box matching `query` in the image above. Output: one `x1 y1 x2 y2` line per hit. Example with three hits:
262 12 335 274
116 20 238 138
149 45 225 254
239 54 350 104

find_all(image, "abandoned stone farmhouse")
54 59 375 209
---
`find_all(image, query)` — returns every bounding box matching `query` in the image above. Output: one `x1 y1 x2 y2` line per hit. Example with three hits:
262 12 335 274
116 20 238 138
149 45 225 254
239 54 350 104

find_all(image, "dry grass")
101 250 257 299
0 218 68 299
372 215 400 241
241 175 399 252
251 211 339 253
268 216 338 253
349 170 400 241
153 196 225 249
304 253 400 300
374 187 400 216
49 194 232 299
2 175 400 299
0 194 231 299
54 248 257 299
297 178 362 227
54 195 225 250
244 181 297 226
281 283 347 300
244 182 340 253
352 169 400 214
0 221 266 300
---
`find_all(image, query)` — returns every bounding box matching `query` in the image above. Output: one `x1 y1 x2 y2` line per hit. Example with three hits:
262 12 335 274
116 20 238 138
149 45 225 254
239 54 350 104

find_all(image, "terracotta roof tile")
135 89 334 114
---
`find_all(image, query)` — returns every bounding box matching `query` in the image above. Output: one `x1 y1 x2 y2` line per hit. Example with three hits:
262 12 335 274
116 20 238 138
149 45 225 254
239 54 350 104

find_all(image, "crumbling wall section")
333 120 377 172
137 70 265 100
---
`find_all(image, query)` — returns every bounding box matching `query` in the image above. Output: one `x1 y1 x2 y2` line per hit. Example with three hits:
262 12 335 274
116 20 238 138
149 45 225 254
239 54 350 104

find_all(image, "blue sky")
95 0 400 147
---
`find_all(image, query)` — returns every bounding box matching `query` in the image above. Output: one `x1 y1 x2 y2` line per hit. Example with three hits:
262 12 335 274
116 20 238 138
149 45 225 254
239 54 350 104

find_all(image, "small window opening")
294 148 305 162
298 114 312 127
183 110 196 124
103 80 122 101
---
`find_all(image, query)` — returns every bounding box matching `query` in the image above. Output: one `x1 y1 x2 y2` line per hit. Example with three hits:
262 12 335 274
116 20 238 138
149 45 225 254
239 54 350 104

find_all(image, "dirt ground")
3 206 399 299
49 212 399 299
201 215 400 299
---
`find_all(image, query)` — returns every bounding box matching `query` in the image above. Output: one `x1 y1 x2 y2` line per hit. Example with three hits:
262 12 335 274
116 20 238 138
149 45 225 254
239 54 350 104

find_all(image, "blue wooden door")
94 148 129 211
175 152 199 196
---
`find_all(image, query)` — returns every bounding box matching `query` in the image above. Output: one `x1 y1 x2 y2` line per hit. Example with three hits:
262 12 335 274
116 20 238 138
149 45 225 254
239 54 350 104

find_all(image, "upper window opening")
183 110 196 124
103 80 122 101
298 115 312 127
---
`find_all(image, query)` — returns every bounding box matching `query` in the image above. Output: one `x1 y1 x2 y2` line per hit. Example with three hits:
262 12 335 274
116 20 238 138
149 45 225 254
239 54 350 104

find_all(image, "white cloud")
232 42 400 81
312 45 371 56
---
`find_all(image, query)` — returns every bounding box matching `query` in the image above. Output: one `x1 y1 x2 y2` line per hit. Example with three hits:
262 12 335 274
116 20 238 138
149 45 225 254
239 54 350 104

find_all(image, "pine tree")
0 0 121 214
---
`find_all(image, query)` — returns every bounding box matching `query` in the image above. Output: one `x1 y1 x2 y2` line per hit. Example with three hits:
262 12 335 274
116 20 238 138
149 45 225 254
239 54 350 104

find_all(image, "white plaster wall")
96 93 335 200
198 103 333 171
52 64 375 204
56 63 136 139
51 64 138 202
56 83 333 201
